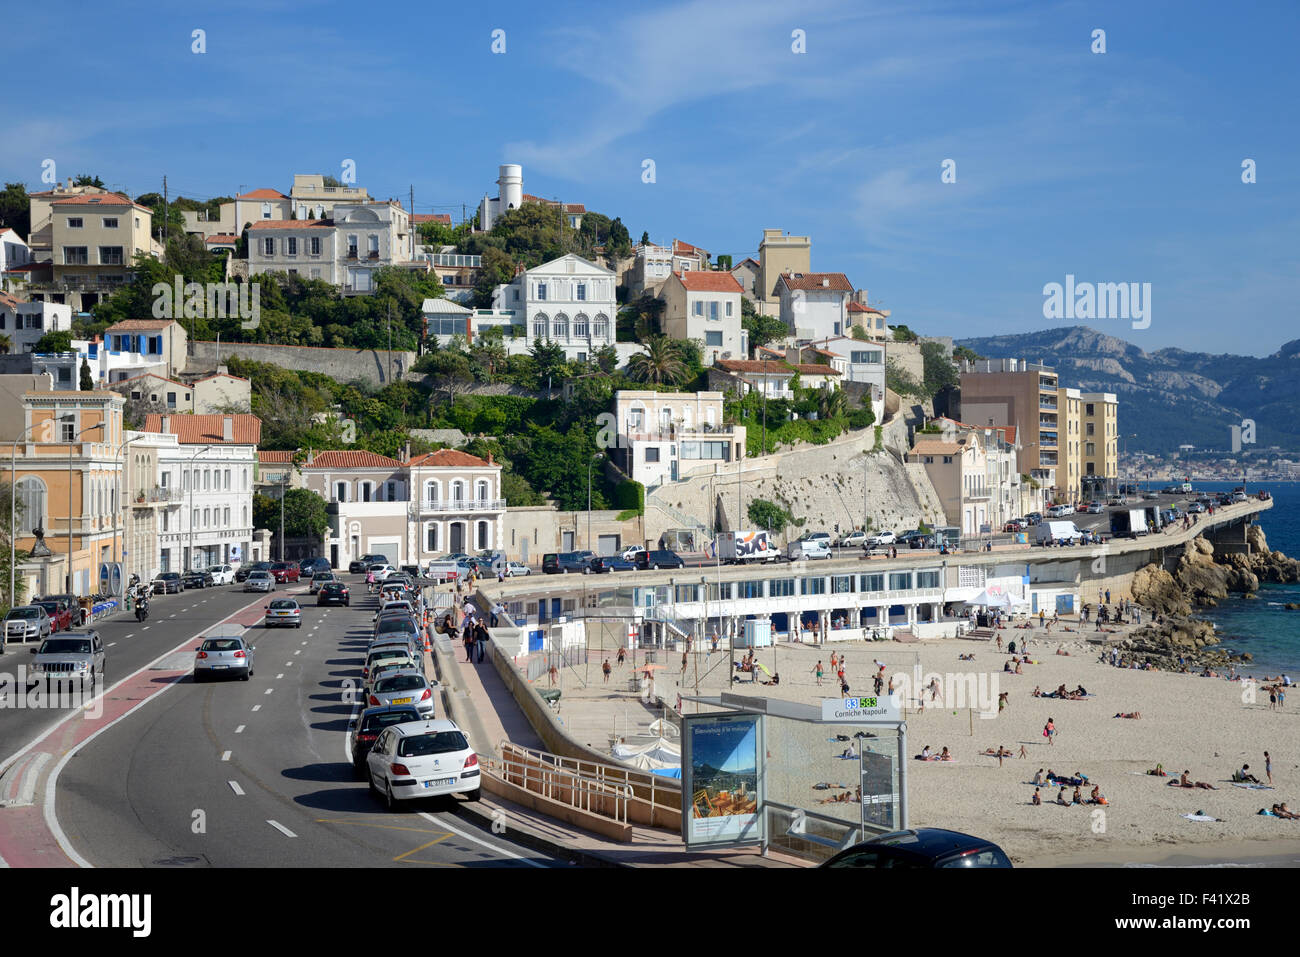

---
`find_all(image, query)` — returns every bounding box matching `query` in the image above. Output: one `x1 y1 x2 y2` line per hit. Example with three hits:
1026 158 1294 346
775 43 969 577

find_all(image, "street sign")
822 695 901 723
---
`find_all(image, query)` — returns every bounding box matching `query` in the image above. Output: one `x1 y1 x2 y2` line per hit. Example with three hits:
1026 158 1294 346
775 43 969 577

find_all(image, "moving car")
542 551 595 574
154 572 184 594
787 538 832 560
836 530 868 548
504 561 531 577
633 549 685 571
866 530 898 547
366 719 480 808
349 705 423 776
350 553 389 574
206 564 236 585
269 562 300 584
368 671 438 717
263 597 302 628
5 605 53 650
1046 504 1075 518
1036 520 1083 546
309 571 337 595
1002 519 1026 533
366 563 399 581
820 828 1012 869
299 557 332 578
235 561 271 583
29 631 105 691
182 569 215 589
1083 502 1105 514
33 599 73 633
587 555 636 574
244 570 276 593
317 582 351 606
193 634 255 681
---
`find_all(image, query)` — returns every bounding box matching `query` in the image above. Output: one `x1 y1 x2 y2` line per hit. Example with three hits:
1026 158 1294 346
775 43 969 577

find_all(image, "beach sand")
616 624 1300 865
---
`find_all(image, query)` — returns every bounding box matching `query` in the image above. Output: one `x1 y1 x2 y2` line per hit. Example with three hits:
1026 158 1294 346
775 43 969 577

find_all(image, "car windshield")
313 573 333 581
36 602 61 614
40 638 91 654
8 607 41 619
398 731 468 757
202 639 243 651
161 574 179 580
369 651 411 665
249 572 272 579
376 674 424 693
323 583 345 591
377 618 415 634
269 600 297 609
362 710 420 733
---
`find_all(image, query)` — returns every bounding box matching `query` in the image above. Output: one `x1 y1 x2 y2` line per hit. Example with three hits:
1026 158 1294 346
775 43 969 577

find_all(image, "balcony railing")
133 486 184 505
418 499 505 513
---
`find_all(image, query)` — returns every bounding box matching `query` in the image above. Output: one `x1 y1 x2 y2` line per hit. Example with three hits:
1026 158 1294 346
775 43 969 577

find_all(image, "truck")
1109 508 1149 538
715 530 781 564
423 558 471 583
1035 521 1082 546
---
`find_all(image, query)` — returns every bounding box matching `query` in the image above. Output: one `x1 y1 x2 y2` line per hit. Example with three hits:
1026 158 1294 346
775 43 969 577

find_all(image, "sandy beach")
583 622 1300 865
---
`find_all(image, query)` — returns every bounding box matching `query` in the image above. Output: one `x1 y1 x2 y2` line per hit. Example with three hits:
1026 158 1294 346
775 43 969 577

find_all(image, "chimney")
222 414 233 441
402 441 410 463
822 278 829 287
488 453 495 466
160 414 170 434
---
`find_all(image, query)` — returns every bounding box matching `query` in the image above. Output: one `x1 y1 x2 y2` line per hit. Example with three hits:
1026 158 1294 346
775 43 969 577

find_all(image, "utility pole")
280 475 286 562
386 302 392 384
162 175 168 246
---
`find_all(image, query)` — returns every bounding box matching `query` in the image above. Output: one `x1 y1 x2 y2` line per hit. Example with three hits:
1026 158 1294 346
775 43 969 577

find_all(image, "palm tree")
626 335 686 385
817 387 848 420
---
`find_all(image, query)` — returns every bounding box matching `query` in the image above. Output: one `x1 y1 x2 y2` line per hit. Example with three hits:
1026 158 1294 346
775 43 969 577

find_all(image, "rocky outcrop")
1173 536 1232 607
1130 565 1191 617
1244 525 1300 584
1118 616 1243 672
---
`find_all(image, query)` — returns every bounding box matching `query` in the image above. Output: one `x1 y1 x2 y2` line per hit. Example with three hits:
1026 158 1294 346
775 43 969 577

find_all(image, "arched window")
242 506 248 526
475 480 489 503
552 313 568 340
593 313 609 340
533 312 548 341
424 480 439 506
451 481 465 504
15 477 47 535
573 313 589 339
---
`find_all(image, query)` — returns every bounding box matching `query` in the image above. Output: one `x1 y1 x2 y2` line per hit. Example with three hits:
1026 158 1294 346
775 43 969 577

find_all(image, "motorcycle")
134 587 150 621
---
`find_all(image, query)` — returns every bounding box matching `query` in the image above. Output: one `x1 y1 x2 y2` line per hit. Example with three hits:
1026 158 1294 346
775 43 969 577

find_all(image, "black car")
633 549 685 571
542 550 595 574
348 704 423 775
821 828 1013 869
349 553 389 574
317 582 351 606
182 570 215 589
299 557 332 578
1025 512 1043 526
154 572 183 594
587 555 635 574
235 561 272 583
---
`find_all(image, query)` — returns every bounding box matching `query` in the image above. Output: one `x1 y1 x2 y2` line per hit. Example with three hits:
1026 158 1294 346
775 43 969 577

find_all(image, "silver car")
30 631 105 691
368 670 437 716
366 656 418 695
4 605 52 649
194 634 255 681
244 570 276 593
263 597 302 629
309 571 336 595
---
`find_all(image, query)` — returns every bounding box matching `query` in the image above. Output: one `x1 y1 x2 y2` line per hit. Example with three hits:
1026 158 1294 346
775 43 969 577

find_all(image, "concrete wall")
887 339 925 385
504 506 645 561
187 340 415 387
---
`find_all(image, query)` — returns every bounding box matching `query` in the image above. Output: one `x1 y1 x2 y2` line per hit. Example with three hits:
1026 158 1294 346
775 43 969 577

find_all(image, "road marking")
168 615 176 619
228 781 244 796
235 725 245 734
418 812 544 867
294 650 301 656
267 820 297 838
251 705 261 712
221 750 231 762
393 834 454 862
124 634 134 638
285 661 293 667
300 641 307 646
276 673 284 679
264 688 274 695
107 642 116 648
142 626 150 631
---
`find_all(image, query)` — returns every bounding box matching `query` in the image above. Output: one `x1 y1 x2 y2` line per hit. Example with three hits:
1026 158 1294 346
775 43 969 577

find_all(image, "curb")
449 799 626 869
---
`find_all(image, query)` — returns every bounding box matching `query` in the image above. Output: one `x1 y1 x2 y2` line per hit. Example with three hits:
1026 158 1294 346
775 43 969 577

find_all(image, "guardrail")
483 742 637 825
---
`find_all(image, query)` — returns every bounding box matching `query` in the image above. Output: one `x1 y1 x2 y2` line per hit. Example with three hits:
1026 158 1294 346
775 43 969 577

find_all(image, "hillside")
956 327 1300 453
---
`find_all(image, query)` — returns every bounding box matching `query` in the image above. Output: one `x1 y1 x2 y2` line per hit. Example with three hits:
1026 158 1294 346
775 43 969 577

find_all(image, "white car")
836 530 868 548
206 564 236 586
244 570 276 593
505 561 531 577
866 530 897 547
622 545 646 563
366 719 480 809
367 563 399 581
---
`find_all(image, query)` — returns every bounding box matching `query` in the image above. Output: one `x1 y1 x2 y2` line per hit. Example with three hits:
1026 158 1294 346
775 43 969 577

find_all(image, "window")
451 481 465 504
738 580 765 599
426 524 438 551
102 217 118 229
536 282 547 301
576 282 586 301
335 482 348 502
224 469 230 489
161 512 169 532
203 508 210 527
15 477 46 534
916 570 941 589
694 301 703 316
674 584 698 602
224 507 231 526
359 482 372 502
1085 403 1094 416
192 508 199 528
262 237 274 256
63 247 88 265
368 234 379 256
166 391 176 407
262 202 272 219
60 421 75 442
726 300 733 317
475 480 489 503
644 448 660 463
769 578 796 597
802 577 826 595
533 319 547 339
593 317 608 339
552 316 568 339
832 575 854 594
707 582 733 600
574 315 589 338
476 521 490 550
889 571 913 591
310 237 321 256
347 235 358 257
286 238 297 256
860 573 884 593
424 480 439 505
708 301 719 321
705 331 723 347
67 217 83 229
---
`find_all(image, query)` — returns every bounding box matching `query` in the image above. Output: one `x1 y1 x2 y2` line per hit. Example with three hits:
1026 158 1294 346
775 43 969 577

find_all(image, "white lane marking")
294 650 301 656
107 642 116 648
300 641 307 646
418 812 544 867
285 661 293 667
264 688 274 695
142 626 150 631
235 725 245 734
251 705 261 712
276 673 284 679
124 634 134 638
267 820 297 838
228 781 244 796
221 750 231 762
168 614 176 619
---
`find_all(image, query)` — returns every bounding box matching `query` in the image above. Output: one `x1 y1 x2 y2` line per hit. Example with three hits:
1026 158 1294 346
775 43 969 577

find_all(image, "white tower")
498 164 523 216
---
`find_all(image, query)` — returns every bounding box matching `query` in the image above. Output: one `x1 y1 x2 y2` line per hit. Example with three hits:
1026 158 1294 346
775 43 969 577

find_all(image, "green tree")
529 338 568 391
34 330 73 353
415 348 473 408
742 301 788 353
469 326 508 381
626 335 686 385
748 498 792 531
886 358 924 397
79 359 93 390
817 387 848 420
0 183 31 237
253 488 330 542
952 345 982 365
921 340 959 397
74 174 105 188
0 333 12 355
470 246 517 307
851 325 870 341
892 324 919 343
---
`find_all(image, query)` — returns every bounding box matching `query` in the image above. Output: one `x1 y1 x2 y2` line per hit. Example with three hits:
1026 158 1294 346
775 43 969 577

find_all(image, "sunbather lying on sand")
811 782 849 790
981 747 1014 757
1274 804 1299 820
1168 771 1217 789
1147 764 1168 776
1114 712 1141 719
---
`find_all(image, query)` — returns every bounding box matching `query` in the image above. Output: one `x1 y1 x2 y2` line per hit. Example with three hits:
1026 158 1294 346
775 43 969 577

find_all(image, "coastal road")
42 578 559 868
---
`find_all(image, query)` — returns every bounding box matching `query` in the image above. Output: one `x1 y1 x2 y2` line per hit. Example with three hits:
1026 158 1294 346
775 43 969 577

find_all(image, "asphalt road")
48 578 560 868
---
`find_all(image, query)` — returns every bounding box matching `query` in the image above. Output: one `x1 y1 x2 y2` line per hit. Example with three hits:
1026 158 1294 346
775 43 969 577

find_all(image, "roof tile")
143 413 262 445
778 272 853 293
408 449 494 469
304 450 402 470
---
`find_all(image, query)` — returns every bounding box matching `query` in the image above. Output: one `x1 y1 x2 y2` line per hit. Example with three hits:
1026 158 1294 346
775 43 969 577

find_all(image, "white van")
787 539 832 561
1035 521 1082 546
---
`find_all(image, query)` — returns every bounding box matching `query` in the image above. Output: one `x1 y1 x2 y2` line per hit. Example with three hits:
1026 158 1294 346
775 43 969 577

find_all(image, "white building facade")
777 272 854 340
493 253 617 361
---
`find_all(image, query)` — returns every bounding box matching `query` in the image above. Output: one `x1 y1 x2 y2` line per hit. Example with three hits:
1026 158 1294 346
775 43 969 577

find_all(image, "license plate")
391 697 413 705
424 778 455 788
211 664 228 670
276 611 290 616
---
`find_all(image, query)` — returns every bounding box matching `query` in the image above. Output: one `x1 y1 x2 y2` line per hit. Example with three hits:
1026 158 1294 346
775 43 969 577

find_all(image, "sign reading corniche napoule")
822 696 902 723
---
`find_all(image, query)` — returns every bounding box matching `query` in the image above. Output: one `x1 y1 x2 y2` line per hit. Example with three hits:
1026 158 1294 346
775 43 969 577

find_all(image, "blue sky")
3 0 1296 355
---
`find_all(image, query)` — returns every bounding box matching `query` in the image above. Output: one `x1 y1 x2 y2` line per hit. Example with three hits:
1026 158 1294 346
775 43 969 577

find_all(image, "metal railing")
483 743 635 825
418 499 506 513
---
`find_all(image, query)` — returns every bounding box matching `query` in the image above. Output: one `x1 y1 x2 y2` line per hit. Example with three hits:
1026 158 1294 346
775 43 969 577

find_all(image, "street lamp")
111 434 141 580
10 414 72 608
587 451 604 550
187 445 213 572
68 419 105 595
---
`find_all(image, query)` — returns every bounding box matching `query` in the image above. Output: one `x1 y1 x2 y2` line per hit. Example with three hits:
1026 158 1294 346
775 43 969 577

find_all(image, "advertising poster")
681 712 764 848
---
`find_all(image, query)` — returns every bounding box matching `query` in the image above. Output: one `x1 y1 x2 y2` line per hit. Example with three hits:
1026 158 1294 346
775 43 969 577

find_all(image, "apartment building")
300 450 410 570
39 193 155 312
25 181 111 259
143 413 260 572
659 270 745 362
1057 387 1083 502
113 369 250 414
492 253 616 361
1081 392 1119 498
289 174 371 219
626 239 709 298
408 449 504 559
247 200 411 292
247 219 337 282
181 188 291 239
611 391 745 488
122 428 184 583
730 257 760 302
101 319 188 381
959 358 1060 503
0 295 72 352
921 418 1025 533
776 272 854 340
847 296 891 341
756 229 811 315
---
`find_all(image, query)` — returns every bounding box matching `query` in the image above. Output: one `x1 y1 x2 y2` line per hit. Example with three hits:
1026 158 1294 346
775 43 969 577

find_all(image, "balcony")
418 499 505 513
132 486 184 506
1038 400 1057 411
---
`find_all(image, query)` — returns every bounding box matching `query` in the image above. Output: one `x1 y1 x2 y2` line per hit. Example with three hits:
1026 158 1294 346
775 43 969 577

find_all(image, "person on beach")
1072 786 1083 805
602 659 611 684
1044 718 1056 745
920 745 932 760
939 747 952 761
830 652 838 674
1019 744 1028 759
840 679 851 696
1033 768 1046 785
998 692 1008 713
996 635 1003 652
1056 786 1069 806
617 646 626 667
1265 751 1273 785
1014 660 1023 675
1032 787 1042 805
548 663 559 685
1171 770 1217 789
1234 764 1261 784
814 661 824 686
1089 785 1108 805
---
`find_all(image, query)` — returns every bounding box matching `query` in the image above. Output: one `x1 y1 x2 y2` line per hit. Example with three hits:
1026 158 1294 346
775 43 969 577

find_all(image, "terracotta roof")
522 194 585 214
0 292 22 310
412 213 452 225
247 219 332 230
50 192 132 207
114 372 187 387
238 189 289 200
677 271 742 293
105 319 179 332
192 372 249 384
3 261 51 273
778 272 853 293
847 302 884 314
304 450 402 470
910 439 963 456
794 363 840 376
734 257 759 269
408 449 494 469
205 234 239 244
755 346 784 359
258 450 296 464
715 359 794 375
672 239 705 257
144 413 262 445
806 348 839 358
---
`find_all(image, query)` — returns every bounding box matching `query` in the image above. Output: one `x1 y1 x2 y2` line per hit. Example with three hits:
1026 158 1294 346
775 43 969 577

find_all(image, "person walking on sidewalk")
548 663 559 686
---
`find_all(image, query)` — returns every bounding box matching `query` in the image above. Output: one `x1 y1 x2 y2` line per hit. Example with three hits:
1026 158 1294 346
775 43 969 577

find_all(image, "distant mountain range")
955 327 1300 454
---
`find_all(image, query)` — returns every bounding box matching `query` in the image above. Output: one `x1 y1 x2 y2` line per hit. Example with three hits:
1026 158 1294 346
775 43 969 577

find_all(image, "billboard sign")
681 712 765 848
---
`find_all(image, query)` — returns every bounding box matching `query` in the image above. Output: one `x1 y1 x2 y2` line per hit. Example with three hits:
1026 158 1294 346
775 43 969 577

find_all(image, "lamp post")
10 414 71 608
279 472 288 563
186 445 213 572
67 420 104 595
586 452 603 551
111 434 141 581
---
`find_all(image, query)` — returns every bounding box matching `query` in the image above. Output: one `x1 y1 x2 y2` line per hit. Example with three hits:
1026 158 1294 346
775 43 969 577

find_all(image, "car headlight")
32 663 44 672
76 662 89 671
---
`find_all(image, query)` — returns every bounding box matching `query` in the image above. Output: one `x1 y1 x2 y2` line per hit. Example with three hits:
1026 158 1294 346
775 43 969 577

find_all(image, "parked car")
367 563 399 581
1186 501 1205 514
264 597 302 628
1046 504 1075 518
154 572 184 594
368 671 438 716
866 530 898 547
788 538 833 561
1025 512 1043 526
269 562 300 584
349 705 423 776
206 564 236 585
309 571 337 595
800 532 833 547
182 570 215 589
29 630 105 691
299 557 332 578
350 554 389 574
235 561 271 583
5 605 53 649
363 649 419 689
317 582 351 606
366 719 480 808
836 530 869 548
588 555 636 574
244 571 276 593
40 594 88 627
504 561 531 577
542 551 595 574
1002 519 1026 533
622 544 647 563
634 549 686 571
895 530 928 547
193 633 255 681
33 599 73 633
820 828 1012 869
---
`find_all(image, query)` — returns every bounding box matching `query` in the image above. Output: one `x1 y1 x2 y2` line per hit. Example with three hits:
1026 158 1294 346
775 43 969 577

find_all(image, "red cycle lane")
0 594 274 867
